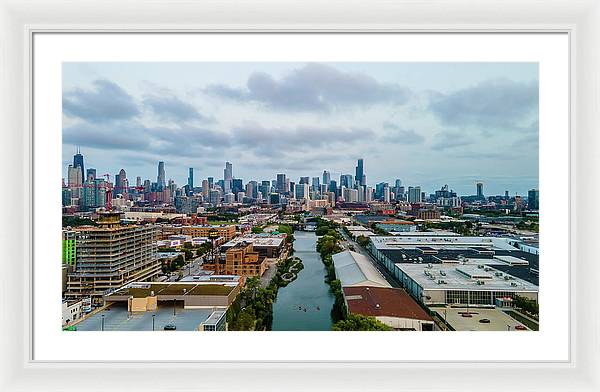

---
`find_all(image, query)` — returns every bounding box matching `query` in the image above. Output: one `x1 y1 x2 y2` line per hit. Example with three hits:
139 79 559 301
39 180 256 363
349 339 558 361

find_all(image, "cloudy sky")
62 62 538 196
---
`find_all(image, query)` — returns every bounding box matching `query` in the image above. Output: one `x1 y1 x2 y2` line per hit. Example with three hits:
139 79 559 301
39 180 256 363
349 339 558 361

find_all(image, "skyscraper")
322 170 331 187
528 189 539 210
276 174 286 192
408 186 422 203
340 174 353 189
73 148 85 183
187 168 194 189
224 162 233 192
86 168 96 183
157 161 166 190
476 182 484 198
355 158 364 186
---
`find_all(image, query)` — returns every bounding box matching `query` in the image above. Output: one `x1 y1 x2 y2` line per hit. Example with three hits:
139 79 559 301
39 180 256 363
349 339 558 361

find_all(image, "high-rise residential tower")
476 182 484 198
187 168 194 189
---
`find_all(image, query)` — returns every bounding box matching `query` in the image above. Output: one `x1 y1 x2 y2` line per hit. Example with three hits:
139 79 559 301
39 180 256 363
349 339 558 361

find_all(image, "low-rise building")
332 250 390 288
221 234 286 259
342 286 434 331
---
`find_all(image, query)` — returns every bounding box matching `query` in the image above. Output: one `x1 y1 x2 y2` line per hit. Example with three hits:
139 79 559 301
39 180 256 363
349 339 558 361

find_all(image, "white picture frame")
0 0 598 391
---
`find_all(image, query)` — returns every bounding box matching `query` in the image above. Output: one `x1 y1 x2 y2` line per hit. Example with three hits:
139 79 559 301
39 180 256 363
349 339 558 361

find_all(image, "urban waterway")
271 231 335 331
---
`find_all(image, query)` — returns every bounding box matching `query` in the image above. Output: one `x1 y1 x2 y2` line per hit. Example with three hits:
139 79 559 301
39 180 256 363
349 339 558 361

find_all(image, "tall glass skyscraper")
73 148 85 183
187 168 194 189
355 158 364 186
157 161 166 190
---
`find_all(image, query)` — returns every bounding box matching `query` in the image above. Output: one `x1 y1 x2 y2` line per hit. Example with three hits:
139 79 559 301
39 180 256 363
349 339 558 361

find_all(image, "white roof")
333 250 391 288
370 235 516 251
395 263 538 292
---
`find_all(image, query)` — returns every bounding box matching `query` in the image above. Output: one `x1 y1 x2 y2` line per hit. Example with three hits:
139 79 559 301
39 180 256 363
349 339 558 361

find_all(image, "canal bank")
271 231 335 331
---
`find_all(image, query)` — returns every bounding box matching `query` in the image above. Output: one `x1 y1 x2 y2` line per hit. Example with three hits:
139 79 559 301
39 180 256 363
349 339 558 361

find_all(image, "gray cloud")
63 122 150 151
382 122 425 144
63 79 140 122
205 63 411 112
142 94 213 123
431 131 474 151
230 123 375 155
429 78 538 131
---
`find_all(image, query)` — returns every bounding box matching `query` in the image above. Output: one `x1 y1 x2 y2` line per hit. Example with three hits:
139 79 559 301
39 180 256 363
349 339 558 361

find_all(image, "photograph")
60 61 540 332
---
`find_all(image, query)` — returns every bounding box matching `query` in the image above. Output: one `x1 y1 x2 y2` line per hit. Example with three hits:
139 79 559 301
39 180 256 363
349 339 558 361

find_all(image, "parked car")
163 324 177 331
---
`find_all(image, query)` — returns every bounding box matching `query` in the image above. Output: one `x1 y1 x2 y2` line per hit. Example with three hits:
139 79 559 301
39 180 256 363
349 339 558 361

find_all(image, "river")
271 231 335 331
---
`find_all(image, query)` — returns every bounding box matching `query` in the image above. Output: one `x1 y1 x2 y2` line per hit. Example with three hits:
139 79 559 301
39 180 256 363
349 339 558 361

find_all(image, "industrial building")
65 213 161 305
332 250 390 288
392 263 538 306
343 286 435 331
368 235 539 285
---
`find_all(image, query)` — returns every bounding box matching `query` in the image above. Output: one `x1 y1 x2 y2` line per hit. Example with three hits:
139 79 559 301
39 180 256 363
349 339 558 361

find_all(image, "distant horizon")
62 62 539 195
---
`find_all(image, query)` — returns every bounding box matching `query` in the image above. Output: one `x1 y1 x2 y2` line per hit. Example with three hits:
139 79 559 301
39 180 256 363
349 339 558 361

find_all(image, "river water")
271 231 335 331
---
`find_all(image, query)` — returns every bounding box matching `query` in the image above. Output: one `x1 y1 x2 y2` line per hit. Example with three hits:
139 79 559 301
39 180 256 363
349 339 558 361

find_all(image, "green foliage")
62 216 97 227
332 314 393 331
513 295 539 316
356 235 370 248
251 226 264 234
516 221 539 232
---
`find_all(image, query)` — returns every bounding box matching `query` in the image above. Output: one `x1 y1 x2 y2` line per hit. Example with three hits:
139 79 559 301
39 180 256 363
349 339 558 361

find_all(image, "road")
337 228 402 289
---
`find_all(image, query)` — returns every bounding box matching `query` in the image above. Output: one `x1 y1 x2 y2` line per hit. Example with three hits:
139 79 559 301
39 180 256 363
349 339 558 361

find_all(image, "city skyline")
62 62 539 195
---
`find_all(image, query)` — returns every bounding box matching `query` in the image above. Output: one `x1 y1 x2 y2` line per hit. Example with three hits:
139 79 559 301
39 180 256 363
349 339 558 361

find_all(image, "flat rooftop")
106 281 238 299
74 303 220 331
370 235 516 251
223 235 285 248
433 306 531 331
395 263 539 292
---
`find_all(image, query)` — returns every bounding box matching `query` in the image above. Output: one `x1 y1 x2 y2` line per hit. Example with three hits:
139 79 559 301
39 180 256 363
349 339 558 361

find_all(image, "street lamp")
101 314 105 331
152 314 155 331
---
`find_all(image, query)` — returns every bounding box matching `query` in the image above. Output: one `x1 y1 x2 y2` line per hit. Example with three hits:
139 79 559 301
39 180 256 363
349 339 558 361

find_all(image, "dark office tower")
208 177 214 189
329 180 338 197
86 168 96 183
355 158 364 186
312 177 320 191
232 178 243 194
276 174 286 192
299 176 309 185
476 182 484 198
395 179 402 188
322 170 331 187
157 161 166 190
136 176 142 187
505 190 509 199
528 189 539 210
73 148 85 182
340 174 353 189
188 168 194 189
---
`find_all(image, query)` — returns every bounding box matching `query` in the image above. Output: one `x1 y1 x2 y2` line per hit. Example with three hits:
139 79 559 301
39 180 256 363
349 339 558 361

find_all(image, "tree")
332 314 392 331
356 235 370 248
251 226 264 234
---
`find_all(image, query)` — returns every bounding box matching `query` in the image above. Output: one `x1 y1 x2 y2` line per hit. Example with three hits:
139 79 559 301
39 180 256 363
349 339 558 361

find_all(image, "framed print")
1 0 599 391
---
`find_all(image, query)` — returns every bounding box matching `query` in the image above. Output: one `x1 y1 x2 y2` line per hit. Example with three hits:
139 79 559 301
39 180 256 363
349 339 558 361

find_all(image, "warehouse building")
368 235 539 285
392 263 538 306
343 286 435 331
332 250 390 288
